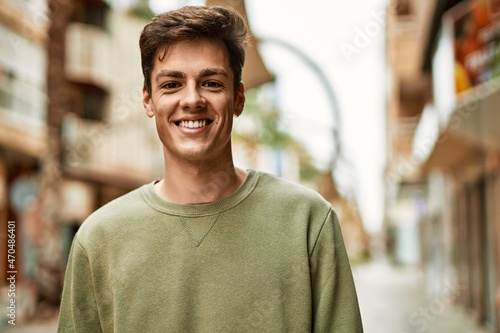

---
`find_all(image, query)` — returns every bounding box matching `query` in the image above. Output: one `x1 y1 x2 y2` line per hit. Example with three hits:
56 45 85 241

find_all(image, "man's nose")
180 83 206 110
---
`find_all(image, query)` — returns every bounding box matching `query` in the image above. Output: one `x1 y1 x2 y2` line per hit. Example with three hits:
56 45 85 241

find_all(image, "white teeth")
179 120 207 128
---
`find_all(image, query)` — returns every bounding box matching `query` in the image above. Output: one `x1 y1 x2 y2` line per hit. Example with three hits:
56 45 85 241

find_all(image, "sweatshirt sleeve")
58 237 104 333
309 209 364 332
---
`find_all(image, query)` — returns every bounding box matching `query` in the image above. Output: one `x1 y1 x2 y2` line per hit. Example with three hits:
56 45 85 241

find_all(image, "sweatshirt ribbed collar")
141 169 259 216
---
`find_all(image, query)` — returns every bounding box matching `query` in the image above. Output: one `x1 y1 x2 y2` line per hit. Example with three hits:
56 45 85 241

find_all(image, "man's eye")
162 82 180 89
203 81 222 88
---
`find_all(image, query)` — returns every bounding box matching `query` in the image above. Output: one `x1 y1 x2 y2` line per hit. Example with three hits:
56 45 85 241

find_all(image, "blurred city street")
1 257 494 333
1 0 500 331
354 258 493 333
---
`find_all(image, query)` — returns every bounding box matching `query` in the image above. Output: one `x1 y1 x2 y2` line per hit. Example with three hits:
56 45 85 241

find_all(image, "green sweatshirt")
58 170 363 332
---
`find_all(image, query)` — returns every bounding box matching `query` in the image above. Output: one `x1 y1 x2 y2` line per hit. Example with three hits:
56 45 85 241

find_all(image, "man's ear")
143 86 155 118
234 82 245 117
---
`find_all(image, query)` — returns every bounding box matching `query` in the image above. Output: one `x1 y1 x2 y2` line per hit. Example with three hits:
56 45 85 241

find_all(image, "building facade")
386 0 500 331
0 0 166 324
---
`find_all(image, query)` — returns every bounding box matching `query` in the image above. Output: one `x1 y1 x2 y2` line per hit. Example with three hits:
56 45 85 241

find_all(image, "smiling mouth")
175 119 213 129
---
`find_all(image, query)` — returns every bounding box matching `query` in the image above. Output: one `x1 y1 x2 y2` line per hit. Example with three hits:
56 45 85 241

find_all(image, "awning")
205 0 274 89
420 130 485 174
0 121 46 158
65 166 148 190
418 77 500 175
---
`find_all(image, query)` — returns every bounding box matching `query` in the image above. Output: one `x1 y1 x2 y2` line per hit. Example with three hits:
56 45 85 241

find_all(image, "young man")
58 6 363 332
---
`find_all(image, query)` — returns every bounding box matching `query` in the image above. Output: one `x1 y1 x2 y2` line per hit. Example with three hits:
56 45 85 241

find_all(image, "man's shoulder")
256 171 330 208
252 172 334 235
76 184 150 241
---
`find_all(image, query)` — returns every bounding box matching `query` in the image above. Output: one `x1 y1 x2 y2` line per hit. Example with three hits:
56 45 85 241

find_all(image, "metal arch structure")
256 36 343 167
205 0 274 89
205 0 342 167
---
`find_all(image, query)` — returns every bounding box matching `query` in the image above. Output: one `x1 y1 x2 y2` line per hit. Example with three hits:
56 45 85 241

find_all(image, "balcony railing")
66 22 111 89
63 114 163 182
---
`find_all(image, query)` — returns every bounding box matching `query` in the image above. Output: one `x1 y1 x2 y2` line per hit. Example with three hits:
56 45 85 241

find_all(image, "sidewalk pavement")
353 258 493 333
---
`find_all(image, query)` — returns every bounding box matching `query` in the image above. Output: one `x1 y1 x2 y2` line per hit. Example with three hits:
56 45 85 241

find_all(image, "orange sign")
450 0 500 93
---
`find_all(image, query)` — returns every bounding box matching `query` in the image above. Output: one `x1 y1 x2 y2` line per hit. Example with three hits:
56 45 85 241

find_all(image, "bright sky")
142 0 388 233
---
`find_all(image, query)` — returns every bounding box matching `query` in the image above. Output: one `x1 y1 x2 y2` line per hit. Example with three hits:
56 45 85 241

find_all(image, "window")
69 82 109 121
71 0 109 30
0 69 14 110
395 0 413 16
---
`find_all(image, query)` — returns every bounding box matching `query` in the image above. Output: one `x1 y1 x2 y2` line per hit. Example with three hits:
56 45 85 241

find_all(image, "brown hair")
139 6 250 94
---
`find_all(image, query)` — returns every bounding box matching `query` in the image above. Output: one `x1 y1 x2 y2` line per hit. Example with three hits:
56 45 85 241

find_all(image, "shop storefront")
417 0 500 330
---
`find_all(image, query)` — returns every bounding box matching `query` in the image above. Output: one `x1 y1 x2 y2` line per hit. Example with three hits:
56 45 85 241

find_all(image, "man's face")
143 39 245 163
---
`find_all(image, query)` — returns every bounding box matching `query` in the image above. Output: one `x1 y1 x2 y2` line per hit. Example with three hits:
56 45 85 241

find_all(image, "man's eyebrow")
155 70 185 82
199 68 228 78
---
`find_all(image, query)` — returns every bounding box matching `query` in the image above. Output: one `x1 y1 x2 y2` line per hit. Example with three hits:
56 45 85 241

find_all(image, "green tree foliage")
127 0 154 20
234 84 321 182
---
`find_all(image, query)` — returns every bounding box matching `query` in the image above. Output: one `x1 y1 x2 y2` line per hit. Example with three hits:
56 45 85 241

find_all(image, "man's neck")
155 156 248 205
